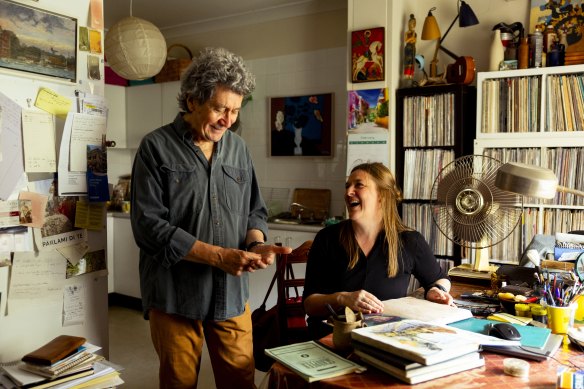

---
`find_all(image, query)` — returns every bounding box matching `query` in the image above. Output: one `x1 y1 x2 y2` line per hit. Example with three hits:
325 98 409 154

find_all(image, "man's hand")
244 243 292 272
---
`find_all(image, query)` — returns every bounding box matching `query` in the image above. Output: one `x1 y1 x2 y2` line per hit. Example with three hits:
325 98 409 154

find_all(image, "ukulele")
445 56 475 85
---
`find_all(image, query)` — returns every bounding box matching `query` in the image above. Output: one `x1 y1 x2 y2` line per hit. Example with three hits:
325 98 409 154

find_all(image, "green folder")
449 317 551 349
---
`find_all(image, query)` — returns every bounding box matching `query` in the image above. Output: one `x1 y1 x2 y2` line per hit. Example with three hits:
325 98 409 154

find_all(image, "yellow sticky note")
34 87 72 117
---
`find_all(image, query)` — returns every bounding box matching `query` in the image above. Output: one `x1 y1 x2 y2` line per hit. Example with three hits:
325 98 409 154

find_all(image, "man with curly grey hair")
131 47 291 388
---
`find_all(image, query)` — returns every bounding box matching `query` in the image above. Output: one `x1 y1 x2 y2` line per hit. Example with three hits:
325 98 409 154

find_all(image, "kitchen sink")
269 217 324 226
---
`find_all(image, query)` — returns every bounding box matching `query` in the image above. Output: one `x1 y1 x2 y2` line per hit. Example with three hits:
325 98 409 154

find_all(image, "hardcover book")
264 341 366 382
351 319 481 365
354 348 484 384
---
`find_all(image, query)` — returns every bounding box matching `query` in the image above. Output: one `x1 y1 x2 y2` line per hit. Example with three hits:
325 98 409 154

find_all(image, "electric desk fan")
429 155 524 276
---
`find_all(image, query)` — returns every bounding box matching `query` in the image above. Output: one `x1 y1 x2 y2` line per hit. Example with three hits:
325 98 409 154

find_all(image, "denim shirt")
130 113 268 321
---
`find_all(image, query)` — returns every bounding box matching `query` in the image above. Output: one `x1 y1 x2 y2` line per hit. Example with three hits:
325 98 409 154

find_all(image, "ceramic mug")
332 318 364 351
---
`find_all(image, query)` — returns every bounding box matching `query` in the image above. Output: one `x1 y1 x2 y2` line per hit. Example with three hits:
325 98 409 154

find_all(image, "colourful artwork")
530 0 584 53
351 27 385 83
269 93 333 157
347 88 389 133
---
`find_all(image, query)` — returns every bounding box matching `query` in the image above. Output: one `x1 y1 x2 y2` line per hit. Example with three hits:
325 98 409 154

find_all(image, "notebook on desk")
481 333 563 361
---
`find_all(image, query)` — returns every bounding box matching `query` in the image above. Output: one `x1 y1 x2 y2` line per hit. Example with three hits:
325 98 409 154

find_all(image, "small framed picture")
351 27 385 83
269 93 334 157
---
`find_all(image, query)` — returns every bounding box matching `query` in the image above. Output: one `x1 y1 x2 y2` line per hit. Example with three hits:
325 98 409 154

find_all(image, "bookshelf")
395 85 476 266
474 65 584 264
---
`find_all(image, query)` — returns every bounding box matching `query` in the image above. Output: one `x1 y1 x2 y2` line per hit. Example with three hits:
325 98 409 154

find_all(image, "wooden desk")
268 344 584 388
267 283 584 388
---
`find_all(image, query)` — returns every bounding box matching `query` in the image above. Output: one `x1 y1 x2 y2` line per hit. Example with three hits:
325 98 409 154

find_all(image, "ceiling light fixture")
104 0 167 80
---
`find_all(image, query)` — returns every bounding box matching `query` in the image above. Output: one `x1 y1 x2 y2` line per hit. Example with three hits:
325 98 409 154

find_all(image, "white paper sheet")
346 132 390 175
63 283 85 326
69 113 106 172
58 113 87 196
9 250 66 300
0 91 24 200
21 110 57 172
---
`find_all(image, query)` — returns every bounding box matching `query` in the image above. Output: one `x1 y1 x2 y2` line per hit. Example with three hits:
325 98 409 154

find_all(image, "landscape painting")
0 0 77 81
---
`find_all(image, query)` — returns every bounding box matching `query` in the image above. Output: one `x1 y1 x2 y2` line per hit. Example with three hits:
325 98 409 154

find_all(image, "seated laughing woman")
303 162 454 339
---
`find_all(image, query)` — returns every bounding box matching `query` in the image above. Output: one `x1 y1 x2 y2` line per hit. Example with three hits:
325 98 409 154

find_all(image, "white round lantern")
105 16 167 80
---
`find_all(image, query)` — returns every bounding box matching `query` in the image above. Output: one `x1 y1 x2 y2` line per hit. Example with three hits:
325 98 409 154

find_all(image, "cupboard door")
105 85 127 148
126 83 163 148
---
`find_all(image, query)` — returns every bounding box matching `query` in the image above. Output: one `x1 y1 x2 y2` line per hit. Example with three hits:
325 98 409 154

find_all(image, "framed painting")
0 0 77 82
269 93 334 157
351 27 385 83
530 0 584 63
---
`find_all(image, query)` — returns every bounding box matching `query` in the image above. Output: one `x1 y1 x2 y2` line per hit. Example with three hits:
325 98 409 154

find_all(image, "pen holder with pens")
543 302 576 334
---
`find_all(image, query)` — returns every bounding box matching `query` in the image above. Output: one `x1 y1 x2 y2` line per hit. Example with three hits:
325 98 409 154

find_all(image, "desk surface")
267 282 584 389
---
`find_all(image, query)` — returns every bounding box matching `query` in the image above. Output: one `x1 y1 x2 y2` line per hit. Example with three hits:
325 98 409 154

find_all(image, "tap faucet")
290 202 308 220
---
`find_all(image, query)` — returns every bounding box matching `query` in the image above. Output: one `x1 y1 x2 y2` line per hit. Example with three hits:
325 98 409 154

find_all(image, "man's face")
188 85 243 143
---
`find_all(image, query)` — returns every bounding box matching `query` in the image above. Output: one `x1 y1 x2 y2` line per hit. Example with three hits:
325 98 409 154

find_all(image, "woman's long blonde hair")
341 162 411 277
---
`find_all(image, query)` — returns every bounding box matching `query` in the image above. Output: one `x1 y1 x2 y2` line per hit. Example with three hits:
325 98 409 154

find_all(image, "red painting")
351 27 385 83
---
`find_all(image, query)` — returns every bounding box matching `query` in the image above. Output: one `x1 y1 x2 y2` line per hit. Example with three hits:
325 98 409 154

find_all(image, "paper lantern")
105 16 167 80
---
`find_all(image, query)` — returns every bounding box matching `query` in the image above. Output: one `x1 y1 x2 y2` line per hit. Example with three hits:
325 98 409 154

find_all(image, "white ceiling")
103 0 343 31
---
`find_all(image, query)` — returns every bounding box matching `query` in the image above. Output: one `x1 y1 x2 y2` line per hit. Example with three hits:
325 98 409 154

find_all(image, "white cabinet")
105 84 127 148
474 65 584 264
105 82 181 149
108 214 141 299
126 83 163 148
161 81 181 123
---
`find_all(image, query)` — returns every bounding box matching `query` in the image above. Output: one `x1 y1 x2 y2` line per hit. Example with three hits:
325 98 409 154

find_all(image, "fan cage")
430 155 523 249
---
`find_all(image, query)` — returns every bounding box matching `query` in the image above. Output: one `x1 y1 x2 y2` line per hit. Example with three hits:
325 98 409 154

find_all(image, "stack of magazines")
0 335 123 388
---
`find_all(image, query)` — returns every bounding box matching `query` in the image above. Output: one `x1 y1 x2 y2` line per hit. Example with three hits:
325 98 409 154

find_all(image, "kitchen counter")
268 222 323 234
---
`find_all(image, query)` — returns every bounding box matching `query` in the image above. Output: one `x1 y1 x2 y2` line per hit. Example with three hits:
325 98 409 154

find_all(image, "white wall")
242 48 348 218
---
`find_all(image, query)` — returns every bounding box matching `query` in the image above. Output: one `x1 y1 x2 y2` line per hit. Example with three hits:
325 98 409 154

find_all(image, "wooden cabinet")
474 65 584 264
395 85 476 266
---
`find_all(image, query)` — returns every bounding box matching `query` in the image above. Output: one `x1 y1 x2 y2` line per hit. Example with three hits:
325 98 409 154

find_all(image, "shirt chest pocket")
222 165 249 215
161 164 202 216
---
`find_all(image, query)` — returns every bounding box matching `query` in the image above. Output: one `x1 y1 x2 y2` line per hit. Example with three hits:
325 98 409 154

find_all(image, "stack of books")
351 319 485 384
0 335 123 388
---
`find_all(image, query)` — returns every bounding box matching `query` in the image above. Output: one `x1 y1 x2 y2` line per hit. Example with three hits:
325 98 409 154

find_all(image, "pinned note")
34 87 72 118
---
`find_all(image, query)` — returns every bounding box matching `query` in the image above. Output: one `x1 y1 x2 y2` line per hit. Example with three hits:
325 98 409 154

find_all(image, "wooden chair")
276 240 312 344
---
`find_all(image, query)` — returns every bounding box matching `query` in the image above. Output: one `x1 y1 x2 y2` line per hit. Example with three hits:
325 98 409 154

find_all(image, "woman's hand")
339 290 384 314
426 287 455 306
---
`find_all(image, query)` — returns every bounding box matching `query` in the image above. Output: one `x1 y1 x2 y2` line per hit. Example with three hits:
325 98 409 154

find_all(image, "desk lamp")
495 162 584 200
421 1 479 78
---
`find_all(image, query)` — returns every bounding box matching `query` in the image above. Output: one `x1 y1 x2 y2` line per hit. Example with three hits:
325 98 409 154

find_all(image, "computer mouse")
488 323 522 341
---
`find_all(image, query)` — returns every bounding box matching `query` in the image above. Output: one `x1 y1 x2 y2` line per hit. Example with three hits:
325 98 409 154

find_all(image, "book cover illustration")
351 319 480 365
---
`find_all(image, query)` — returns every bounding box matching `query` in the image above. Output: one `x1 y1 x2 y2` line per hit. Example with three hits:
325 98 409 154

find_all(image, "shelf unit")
474 65 584 264
395 84 476 266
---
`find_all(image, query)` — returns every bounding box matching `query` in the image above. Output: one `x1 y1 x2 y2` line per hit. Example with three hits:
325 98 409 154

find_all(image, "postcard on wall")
351 27 385 83
9 250 67 301
348 88 389 133
18 191 48 228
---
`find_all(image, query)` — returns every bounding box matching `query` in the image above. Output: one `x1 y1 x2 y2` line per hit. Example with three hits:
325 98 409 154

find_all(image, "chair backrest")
276 240 312 344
